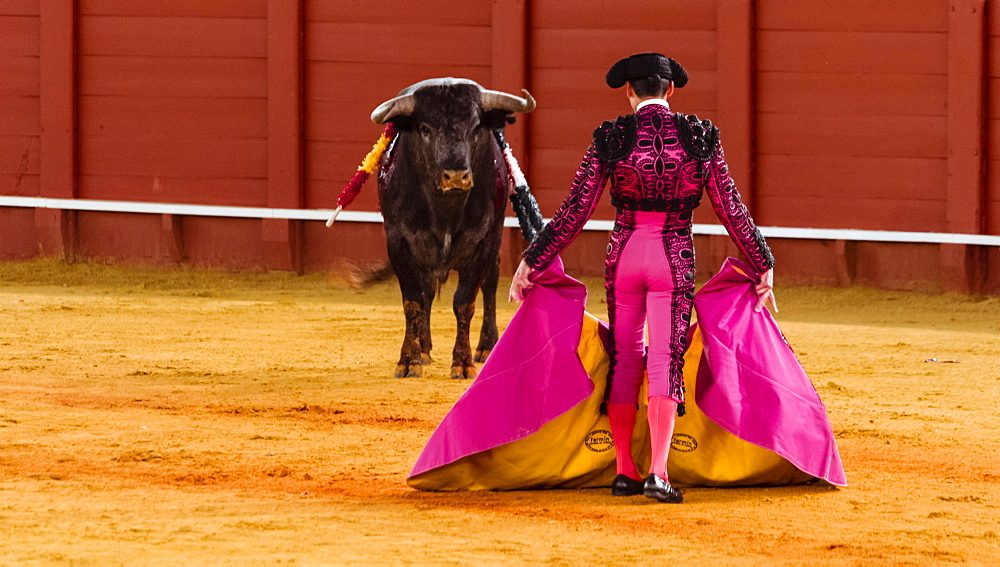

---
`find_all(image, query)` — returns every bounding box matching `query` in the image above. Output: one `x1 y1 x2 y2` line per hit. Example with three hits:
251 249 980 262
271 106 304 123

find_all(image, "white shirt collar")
636 99 670 111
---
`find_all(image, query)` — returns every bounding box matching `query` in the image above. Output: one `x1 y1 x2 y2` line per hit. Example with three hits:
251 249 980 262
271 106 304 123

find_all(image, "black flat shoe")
611 474 645 496
643 474 683 503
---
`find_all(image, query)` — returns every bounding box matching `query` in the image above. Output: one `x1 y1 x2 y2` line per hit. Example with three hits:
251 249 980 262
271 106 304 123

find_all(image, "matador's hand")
508 259 536 303
755 268 777 313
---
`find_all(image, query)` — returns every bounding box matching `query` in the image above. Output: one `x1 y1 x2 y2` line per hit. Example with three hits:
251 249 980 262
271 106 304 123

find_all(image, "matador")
510 52 776 503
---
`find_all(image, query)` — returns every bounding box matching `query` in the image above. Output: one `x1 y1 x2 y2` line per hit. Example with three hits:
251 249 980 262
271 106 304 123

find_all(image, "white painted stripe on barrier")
2 195 1000 246
758 226 1000 246
0 196 338 221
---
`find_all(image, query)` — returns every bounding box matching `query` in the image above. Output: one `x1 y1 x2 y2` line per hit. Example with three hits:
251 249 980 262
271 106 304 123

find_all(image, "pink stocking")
608 403 641 480
647 395 678 480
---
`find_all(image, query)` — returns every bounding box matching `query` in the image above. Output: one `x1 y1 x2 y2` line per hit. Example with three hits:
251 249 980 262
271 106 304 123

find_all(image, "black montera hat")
605 53 689 89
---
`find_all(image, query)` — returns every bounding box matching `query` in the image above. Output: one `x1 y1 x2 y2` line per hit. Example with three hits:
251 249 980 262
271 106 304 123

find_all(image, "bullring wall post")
37 0 77 261
712 0 756 273
944 0 987 292
265 0 305 272
491 0 532 274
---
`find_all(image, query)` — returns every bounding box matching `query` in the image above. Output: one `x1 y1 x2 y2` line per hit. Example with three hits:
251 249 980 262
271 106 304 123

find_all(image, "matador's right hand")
755 268 777 313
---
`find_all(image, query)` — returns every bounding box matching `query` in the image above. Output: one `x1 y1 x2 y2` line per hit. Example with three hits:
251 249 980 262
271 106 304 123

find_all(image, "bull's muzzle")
439 169 474 192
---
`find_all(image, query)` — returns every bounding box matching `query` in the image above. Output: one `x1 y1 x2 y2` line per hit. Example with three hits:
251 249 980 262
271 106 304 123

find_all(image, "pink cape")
409 256 597 478
694 257 846 486
408 256 846 487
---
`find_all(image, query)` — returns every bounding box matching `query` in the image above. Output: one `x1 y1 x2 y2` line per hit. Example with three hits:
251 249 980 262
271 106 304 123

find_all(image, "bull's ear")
388 115 415 131
482 109 516 130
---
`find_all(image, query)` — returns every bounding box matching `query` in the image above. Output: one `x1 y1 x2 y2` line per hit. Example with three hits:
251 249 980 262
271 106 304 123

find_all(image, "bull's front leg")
387 235 433 378
474 255 500 362
451 270 481 379
397 299 425 377
418 294 432 365
396 274 433 377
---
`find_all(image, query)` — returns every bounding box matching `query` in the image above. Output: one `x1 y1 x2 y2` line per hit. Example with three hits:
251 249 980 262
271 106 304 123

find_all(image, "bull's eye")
419 124 432 137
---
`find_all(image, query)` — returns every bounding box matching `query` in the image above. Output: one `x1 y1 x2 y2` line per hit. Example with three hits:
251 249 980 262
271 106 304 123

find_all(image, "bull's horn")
481 88 536 113
371 94 416 124
372 78 480 123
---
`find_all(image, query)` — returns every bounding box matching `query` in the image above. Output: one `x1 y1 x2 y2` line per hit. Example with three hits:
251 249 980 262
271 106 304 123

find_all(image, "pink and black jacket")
523 103 773 273
522 103 774 403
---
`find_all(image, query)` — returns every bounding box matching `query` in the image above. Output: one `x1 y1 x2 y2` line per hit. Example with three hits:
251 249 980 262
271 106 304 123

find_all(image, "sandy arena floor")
1 258 998 565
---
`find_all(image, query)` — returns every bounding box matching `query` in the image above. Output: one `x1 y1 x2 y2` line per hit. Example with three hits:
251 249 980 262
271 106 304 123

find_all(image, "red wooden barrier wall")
1 0 42 258
757 0 952 289
1 0 998 293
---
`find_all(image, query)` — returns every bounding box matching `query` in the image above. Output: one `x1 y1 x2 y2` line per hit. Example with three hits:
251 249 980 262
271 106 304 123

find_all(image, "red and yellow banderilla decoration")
325 123 396 227
326 124 544 243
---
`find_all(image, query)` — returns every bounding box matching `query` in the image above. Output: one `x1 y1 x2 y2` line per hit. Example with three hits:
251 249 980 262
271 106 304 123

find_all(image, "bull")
370 78 536 379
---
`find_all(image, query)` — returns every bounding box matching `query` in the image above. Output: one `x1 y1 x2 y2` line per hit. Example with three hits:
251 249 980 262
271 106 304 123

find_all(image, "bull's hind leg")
451 270 481 379
474 255 500 362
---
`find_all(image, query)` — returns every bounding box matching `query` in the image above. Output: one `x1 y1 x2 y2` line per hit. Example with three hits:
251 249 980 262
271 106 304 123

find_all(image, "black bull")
370 78 539 379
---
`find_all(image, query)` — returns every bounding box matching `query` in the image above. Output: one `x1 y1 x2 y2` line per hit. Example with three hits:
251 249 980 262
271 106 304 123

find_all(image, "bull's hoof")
419 353 432 365
395 363 423 378
450 364 478 380
473 349 491 363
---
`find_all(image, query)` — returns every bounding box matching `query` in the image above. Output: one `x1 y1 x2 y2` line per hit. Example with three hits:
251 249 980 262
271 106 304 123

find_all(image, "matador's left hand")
508 259 535 303
755 268 777 313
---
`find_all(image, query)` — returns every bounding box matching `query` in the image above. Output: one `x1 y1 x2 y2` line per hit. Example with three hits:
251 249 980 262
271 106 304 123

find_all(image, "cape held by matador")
408 257 846 491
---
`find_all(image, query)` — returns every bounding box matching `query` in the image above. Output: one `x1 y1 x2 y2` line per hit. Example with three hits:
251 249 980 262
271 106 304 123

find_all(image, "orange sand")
1 259 998 564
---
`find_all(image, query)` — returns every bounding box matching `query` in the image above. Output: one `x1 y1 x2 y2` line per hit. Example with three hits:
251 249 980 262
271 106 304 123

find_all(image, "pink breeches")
606 211 690 405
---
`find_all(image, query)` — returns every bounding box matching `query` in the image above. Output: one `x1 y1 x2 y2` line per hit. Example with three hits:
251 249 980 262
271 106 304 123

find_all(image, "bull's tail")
343 261 396 288
344 261 449 297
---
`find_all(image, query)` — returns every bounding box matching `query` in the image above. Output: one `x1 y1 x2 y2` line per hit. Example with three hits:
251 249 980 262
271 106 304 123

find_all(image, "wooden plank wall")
755 0 953 289
0 0 41 258
0 0 998 292
757 1 949 231
74 0 269 266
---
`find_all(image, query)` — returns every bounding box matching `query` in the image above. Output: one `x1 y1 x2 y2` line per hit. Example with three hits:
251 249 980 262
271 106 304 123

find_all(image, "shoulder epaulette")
675 113 720 162
593 114 638 163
